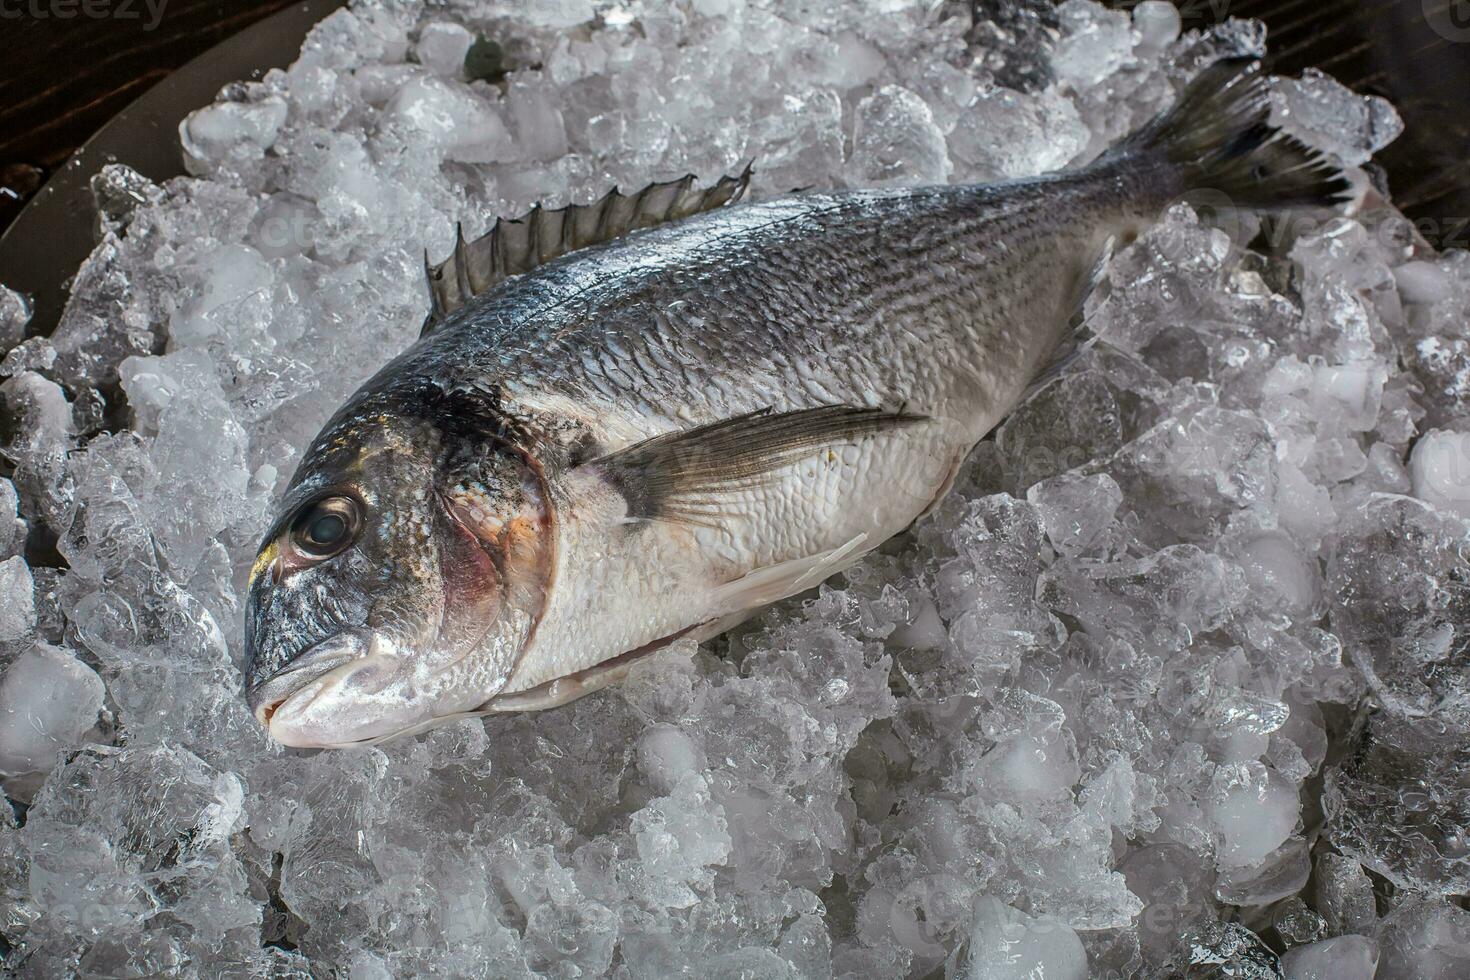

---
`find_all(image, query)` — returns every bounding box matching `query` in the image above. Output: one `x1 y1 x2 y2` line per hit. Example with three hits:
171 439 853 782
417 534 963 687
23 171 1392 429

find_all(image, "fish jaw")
245 629 435 748
261 652 412 749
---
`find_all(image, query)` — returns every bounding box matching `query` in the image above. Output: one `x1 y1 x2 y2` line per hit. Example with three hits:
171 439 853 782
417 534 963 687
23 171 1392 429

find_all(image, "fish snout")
246 630 371 734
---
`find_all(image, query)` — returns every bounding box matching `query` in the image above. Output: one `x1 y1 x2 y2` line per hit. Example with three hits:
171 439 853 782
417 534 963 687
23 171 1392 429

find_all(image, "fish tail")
1114 57 1352 212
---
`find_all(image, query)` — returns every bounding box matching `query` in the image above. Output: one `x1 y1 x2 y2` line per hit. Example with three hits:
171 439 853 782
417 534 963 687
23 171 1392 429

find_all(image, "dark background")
0 0 305 232
1 0 1468 241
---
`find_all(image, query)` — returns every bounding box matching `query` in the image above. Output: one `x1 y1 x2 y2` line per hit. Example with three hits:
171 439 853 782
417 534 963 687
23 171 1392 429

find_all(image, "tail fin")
1118 58 1352 211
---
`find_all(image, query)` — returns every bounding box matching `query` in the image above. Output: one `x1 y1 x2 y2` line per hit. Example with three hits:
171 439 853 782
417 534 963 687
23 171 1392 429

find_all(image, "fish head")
243 399 553 748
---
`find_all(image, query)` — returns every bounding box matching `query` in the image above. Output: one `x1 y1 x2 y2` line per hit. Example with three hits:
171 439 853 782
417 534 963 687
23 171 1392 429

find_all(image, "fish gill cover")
0 0 1467 977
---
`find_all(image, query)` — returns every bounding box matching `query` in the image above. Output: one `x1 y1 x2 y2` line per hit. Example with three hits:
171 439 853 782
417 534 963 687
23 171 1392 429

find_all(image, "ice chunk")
1206 762 1298 868
1374 897 1470 980
848 85 951 186
180 88 290 177
1272 898 1326 947
1038 544 1246 654
1233 530 1322 619
0 478 24 560
1051 1 1135 88
167 243 274 348
384 73 513 164
961 897 1088 980
1312 853 1377 936
636 724 705 795
414 21 474 77
90 163 166 236
996 371 1124 491
1132 1 1180 52
1120 843 1216 961
0 371 75 532
1324 713 1470 894
1273 68 1403 166
0 284 31 352
1214 836 1311 907
1327 495 1470 732
630 773 731 909
1168 922 1282 978
1281 935 1379 980
1406 336 1470 429
0 644 104 782
1027 471 1123 558
1409 429 1470 518
971 731 1080 805
19 745 254 958
949 86 1088 180
119 349 251 570
0 556 35 644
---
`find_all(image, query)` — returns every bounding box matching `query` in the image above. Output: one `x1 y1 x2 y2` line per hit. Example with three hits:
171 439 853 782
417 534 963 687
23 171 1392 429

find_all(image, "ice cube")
1373 897 1470 980
1132 1 1181 52
414 21 474 78
1026 471 1123 558
848 85 952 186
1312 853 1377 936
383 73 513 164
1167 922 1282 978
996 371 1124 492
1324 713 1470 894
0 284 32 352
0 556 35 644
0 643 104 781
961 897 1088 980
90 163 165 236
0 478 24 560
1051 1 1136 88
1409 429 1470 518
1281 935 1379 980
1327 495 1470 732
1206 762 1298 869
630 773 731 909
949 86 1088 180
1273 68 1403 166
1406 336 1470 429
179 90 290 177
0 371 75 533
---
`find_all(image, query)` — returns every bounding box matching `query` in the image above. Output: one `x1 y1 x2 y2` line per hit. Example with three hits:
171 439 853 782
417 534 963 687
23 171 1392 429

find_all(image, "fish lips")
246 629 472 749
246 629 375 745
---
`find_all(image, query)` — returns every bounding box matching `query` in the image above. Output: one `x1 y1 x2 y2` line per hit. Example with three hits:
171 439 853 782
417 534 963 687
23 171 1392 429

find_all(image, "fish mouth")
246 630 372 741
248 630 464 749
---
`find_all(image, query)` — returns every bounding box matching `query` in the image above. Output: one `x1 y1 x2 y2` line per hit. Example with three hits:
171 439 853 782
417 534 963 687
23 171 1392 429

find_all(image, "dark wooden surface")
0 0 304 232
1 0 1467 244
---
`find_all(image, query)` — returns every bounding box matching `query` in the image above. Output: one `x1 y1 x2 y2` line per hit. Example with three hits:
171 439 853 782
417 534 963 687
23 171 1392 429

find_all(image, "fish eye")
290 495 362 559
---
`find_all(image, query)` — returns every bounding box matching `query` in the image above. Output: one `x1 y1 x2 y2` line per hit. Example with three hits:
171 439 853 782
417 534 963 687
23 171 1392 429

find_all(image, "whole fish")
244 60 1348 748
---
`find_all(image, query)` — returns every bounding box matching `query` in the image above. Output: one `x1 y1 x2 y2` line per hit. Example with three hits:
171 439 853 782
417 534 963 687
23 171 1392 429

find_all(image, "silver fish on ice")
243 59 1350 748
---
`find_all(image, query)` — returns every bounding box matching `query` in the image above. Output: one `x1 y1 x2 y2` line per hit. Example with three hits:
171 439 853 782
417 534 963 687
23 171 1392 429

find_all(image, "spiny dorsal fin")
422 164 753 335
585 404 928 526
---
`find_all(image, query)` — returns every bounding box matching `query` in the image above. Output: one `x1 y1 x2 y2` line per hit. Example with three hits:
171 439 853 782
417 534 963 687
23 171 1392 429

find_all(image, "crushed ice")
1 0 1468 976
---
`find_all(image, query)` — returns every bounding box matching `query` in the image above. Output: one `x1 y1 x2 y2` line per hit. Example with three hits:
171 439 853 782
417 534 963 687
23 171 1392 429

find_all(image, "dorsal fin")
421 164 753 335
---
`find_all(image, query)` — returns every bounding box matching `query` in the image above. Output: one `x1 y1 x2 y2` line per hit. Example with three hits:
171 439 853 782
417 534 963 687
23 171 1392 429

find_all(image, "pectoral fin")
585 404 927 524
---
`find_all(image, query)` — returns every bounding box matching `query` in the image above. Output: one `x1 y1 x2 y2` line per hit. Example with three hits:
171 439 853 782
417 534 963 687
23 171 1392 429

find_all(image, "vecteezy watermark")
0 0 168 31
1424 0 1470 42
